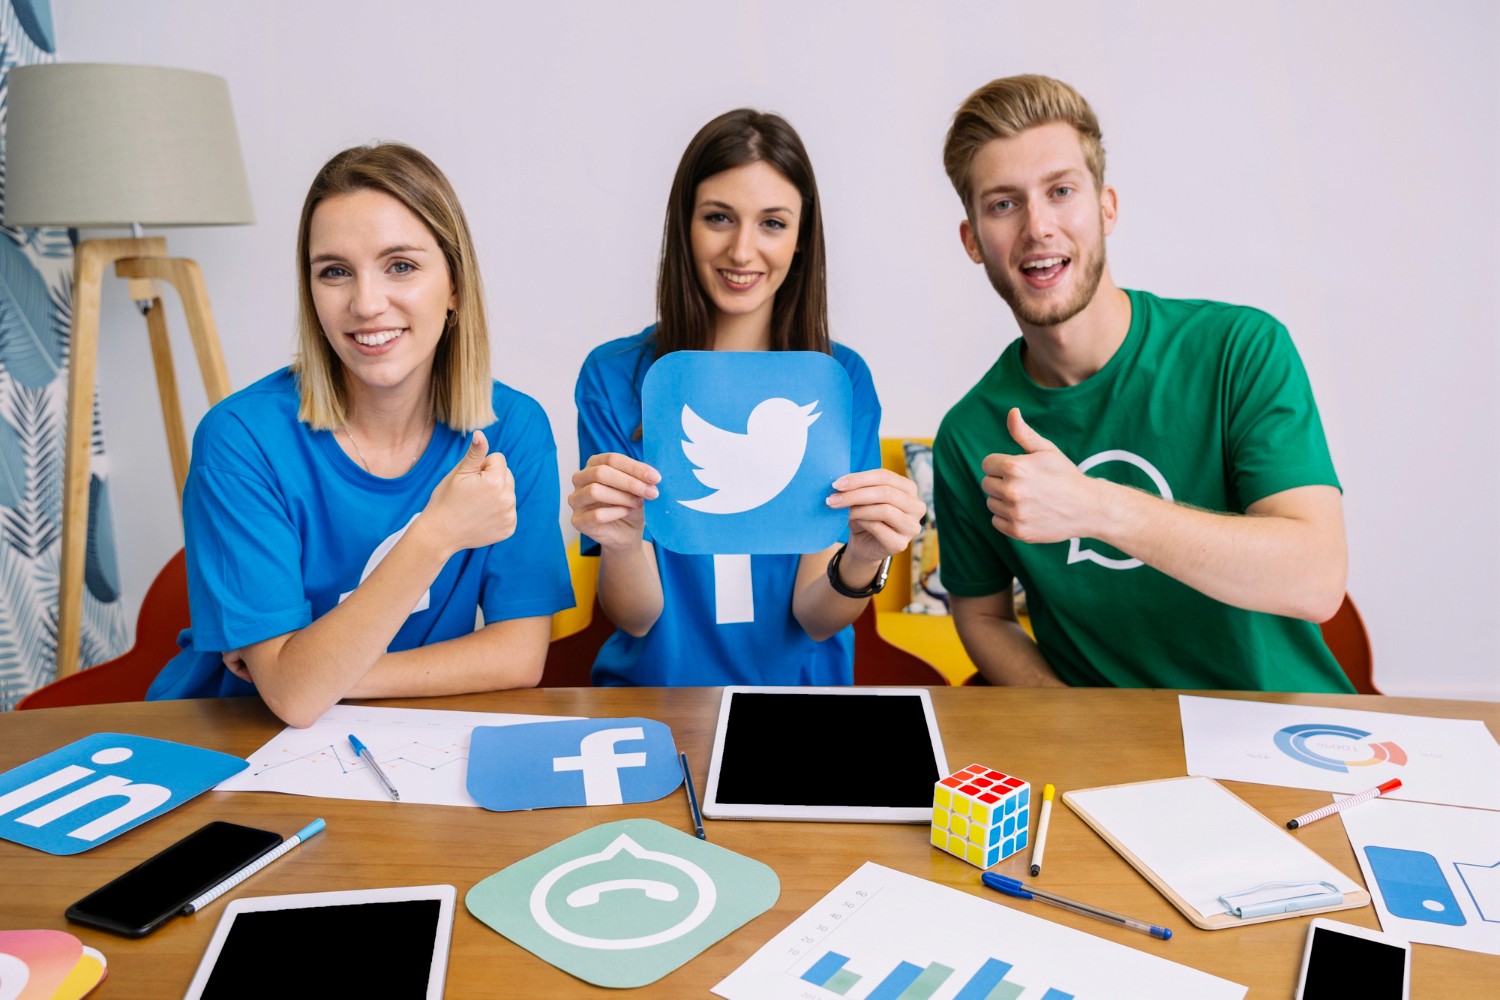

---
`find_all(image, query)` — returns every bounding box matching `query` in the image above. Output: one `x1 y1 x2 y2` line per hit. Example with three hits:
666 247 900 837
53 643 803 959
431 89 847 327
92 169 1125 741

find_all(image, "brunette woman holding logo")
569 110 924 687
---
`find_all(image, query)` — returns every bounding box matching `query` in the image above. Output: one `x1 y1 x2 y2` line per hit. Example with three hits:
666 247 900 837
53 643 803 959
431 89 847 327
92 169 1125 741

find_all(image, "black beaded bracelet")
826 543 892 598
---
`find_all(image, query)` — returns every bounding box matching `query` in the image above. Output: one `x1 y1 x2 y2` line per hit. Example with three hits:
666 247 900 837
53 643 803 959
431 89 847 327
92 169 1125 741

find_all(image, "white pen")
1030 783 1055 877
1287 778 1401 829
182 819 326 914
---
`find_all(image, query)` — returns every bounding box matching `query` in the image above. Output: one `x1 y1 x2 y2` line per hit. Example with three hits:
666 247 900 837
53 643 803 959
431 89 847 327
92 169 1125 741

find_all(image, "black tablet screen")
201 899 441 997
714 693 942 807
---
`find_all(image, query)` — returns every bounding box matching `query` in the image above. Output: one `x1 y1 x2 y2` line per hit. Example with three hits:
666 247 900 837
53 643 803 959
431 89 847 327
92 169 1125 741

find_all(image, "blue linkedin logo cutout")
641 351 852 555
0 733 248 855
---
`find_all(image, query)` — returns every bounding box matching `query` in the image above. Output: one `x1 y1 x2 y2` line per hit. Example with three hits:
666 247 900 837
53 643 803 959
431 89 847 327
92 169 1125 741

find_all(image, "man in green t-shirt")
932 75 1352 693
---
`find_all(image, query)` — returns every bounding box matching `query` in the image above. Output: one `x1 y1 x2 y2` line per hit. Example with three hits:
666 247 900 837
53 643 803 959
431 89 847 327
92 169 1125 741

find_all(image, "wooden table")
2 688 1496 997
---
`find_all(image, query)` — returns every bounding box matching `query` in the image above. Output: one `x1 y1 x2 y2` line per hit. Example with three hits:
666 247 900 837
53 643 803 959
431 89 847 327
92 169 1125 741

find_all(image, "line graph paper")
216 704 578 806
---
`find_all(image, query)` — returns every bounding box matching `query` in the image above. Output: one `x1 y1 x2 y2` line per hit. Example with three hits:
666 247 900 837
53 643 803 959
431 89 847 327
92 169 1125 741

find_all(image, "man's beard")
983 229 1107 328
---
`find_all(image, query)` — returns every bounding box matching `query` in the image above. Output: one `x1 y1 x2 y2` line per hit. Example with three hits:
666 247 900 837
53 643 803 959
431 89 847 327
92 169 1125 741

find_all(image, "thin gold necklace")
342 423 427 475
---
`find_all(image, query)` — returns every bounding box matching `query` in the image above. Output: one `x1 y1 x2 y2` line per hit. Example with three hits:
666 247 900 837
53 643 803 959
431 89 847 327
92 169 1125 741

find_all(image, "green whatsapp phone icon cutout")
467 818 779 988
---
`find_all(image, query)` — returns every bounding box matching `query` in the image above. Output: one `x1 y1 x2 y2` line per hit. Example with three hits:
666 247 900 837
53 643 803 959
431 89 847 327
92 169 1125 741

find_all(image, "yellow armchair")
550 541 598 641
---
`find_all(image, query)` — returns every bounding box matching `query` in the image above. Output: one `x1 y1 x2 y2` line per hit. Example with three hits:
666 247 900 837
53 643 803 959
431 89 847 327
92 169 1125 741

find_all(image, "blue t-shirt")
574 327 882 686
148 368 574 700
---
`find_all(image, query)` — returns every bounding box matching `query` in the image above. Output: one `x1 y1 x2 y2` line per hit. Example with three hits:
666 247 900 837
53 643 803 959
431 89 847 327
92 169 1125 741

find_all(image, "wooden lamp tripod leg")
54 236 235 681
115 255 232 501
57 237 162 678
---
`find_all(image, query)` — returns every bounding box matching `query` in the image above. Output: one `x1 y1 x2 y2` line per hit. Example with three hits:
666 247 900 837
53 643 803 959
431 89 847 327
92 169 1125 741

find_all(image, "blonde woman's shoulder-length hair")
291 141 496 432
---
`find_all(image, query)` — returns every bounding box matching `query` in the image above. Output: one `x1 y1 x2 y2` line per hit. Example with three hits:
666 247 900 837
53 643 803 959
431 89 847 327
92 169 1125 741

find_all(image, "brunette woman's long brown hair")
653 109 830 358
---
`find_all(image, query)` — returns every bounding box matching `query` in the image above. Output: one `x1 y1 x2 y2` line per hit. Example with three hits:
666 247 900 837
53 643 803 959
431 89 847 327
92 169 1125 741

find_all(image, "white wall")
55 0 1499 699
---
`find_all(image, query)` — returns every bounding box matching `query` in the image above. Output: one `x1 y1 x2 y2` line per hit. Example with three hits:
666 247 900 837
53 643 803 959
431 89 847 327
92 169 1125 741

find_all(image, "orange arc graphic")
1349 741 1408 767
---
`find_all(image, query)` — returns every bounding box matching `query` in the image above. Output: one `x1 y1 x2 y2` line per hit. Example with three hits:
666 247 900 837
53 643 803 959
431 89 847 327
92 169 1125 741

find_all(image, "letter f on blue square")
641 351 851 554
467 718 683 811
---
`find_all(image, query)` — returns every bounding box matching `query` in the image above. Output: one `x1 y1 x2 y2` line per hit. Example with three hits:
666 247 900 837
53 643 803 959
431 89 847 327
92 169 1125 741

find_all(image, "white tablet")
702 686 948 823
1295 918 1411 1000
184 884 455 999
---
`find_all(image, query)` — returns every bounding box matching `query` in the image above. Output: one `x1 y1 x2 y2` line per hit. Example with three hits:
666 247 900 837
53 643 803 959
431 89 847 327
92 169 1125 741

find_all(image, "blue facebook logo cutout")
467 718 682 812
641 351 852 555
0 734 248 855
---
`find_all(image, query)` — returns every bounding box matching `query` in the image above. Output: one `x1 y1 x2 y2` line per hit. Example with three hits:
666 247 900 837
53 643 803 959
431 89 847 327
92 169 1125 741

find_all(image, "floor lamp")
4 63 254 679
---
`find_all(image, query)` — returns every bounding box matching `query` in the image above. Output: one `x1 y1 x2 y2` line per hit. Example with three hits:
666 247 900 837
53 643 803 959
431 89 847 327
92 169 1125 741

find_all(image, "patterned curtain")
0 0 127 708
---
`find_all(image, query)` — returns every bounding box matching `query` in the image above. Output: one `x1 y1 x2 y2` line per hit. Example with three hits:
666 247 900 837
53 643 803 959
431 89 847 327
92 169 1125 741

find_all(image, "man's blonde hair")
943 75 1105 208
291 142 495 432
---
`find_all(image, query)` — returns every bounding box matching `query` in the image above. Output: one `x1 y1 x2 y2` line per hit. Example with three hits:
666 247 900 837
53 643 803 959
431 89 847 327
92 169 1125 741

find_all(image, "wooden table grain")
1 688 1496 997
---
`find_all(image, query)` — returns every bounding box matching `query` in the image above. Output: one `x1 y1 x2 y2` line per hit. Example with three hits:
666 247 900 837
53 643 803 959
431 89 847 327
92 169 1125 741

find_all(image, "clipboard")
1064 776 1368 930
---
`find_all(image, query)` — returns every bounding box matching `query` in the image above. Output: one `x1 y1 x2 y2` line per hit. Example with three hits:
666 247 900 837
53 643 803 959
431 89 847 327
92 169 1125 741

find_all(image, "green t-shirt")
933 289 1352 693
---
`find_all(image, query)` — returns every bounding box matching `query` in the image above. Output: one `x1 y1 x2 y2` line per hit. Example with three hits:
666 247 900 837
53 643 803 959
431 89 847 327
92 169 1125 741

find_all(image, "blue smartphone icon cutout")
1364 845 1466 926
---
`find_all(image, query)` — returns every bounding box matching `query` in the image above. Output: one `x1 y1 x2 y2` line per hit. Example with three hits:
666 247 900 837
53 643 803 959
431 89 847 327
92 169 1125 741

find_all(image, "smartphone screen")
67 821 282 937
1299 922 1410 1000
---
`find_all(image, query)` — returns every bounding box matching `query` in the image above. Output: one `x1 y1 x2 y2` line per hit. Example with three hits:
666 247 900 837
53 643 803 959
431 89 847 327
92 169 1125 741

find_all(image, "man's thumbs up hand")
980 409 1097 543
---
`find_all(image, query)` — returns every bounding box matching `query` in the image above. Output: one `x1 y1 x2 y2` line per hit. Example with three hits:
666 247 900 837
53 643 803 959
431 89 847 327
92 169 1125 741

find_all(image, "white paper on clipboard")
1064 776 1366 929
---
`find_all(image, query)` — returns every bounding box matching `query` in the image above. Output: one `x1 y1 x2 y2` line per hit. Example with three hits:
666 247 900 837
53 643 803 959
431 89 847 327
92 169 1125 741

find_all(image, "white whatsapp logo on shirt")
1067 450 1173 571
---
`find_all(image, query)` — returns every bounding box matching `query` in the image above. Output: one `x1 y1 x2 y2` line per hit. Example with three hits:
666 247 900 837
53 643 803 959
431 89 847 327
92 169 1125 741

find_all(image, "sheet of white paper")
1340 798 1500 956
1066 777 1361 921
713 861 1246 1000
215 704 578 806
1179 695 1500 810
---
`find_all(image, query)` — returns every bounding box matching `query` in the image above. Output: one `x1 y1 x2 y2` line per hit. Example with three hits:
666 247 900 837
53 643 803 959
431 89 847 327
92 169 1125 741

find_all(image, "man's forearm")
1092 482 1346 622
952 595 1067 687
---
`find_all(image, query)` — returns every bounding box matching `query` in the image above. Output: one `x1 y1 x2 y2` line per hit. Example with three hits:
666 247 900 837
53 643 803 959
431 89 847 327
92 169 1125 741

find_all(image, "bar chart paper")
714 863 1245 1000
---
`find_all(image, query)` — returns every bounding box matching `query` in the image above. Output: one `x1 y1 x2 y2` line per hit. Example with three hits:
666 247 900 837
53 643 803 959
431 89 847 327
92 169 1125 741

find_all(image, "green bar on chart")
826 968 862 994
898 962 955 1000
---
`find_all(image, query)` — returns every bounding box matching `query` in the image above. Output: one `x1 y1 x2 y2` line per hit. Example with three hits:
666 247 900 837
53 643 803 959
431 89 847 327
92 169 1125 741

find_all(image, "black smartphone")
66 821 283 938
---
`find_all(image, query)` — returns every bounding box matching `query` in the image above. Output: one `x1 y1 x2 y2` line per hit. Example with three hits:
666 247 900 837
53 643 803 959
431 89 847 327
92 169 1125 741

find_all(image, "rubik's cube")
931 764 1030 868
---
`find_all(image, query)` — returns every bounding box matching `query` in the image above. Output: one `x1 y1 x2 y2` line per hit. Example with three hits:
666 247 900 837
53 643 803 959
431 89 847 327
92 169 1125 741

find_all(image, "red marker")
1286 778 1402 829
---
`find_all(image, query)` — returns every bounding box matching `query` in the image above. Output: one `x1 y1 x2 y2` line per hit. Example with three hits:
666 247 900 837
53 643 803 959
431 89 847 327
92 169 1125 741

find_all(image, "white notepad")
1065 776 1367 929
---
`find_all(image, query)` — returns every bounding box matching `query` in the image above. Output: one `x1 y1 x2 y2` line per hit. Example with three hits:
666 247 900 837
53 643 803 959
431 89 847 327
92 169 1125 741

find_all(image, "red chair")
852 602 950 685
1322 594 1378 694
18 549 188 709
963 593 1377 692
541 595 613 687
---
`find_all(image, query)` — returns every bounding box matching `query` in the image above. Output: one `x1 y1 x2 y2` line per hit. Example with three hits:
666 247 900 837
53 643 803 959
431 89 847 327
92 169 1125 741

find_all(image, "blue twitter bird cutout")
642 351 852 555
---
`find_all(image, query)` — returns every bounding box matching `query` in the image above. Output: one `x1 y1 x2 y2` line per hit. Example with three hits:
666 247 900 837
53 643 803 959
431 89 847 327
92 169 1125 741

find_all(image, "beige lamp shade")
4 62 254 228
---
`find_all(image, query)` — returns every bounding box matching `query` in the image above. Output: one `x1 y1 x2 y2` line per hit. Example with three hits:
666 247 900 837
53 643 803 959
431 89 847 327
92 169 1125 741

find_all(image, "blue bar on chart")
806 951 1072 1000
802 952 851 988
866 960 922 1000
954 959 1012 1000
800 951 863 995
952 957 1075 1000
865 959 955 1000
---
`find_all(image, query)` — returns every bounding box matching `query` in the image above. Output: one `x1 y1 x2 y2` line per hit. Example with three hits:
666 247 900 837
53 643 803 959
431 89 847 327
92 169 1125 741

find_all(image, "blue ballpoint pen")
982 872 1172 940
182 819 327 914
348 733 400 801
679 751 707 840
